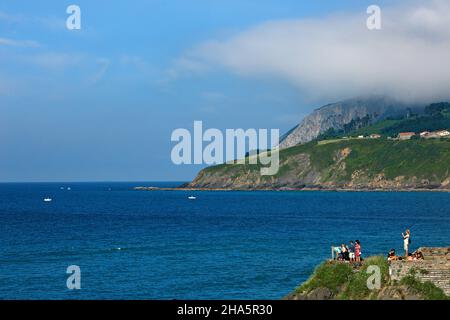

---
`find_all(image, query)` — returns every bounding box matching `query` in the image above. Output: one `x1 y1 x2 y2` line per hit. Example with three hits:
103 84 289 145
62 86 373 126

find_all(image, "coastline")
134 186 450 192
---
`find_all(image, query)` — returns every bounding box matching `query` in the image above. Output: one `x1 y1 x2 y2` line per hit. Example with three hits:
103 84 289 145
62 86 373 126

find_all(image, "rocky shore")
134 186 450 192
164 138 450 192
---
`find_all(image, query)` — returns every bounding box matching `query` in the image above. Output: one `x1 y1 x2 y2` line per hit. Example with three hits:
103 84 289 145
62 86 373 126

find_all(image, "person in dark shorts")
348 241 355 261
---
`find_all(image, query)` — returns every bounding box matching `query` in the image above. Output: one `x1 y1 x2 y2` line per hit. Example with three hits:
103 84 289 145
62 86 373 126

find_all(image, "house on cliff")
398 132 416 140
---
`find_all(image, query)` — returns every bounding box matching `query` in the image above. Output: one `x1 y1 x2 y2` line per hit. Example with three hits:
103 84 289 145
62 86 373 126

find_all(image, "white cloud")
161 56 211 84
0 37 40 48
34 16 66 31
175 0 450 103
0 10 66 30
24 52 83 69
120 55 148 69
0 11 24 23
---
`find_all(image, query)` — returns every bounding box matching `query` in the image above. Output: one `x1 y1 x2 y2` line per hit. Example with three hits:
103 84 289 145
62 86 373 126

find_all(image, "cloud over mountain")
177 0 450 103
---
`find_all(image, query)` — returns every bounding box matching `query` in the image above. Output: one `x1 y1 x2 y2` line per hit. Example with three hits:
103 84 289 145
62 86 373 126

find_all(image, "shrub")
400 276 449 300
296 262 353 294
340 256 389 299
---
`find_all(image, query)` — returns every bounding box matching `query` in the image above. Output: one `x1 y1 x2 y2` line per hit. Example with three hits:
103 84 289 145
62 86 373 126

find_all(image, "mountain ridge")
279 96 423 148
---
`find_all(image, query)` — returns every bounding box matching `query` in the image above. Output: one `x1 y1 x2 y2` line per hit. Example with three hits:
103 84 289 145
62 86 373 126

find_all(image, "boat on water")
188 196 196 200
43 198 52 202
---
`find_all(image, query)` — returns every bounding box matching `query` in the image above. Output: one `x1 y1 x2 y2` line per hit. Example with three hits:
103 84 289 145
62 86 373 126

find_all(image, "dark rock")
307 287 334 300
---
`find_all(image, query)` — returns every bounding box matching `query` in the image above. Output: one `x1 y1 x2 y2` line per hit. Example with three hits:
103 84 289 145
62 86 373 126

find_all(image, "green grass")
400 275 449 300
294 256 448 300
381 115 450 136
318 137 357 145
285 139 450 182
342 139 450 180
339 256 389 300
296 257 389 299
296 261 353 295
347 119 402 137
196 137 450 187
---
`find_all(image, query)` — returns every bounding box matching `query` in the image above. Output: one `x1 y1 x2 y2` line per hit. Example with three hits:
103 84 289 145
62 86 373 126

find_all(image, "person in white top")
402 229 411 257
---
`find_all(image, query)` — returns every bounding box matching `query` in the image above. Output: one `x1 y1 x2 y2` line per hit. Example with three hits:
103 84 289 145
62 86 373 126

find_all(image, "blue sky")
0 0 441 182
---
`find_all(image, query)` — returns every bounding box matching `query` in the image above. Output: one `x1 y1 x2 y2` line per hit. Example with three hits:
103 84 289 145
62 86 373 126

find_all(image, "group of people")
331 229 423 263
332 240 362 262
387 248 424 261
387 229 424 261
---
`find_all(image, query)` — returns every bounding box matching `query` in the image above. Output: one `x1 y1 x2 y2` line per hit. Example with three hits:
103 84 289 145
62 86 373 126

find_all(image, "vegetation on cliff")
187 101 450 190
318 102 450 140
286 257 448 300
189 139 450 189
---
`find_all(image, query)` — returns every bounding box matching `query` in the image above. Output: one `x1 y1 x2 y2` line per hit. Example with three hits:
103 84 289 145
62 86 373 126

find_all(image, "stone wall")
389 247 450 295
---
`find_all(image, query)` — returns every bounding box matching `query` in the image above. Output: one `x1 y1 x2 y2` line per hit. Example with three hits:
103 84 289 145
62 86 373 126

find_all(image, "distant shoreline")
134 186 450 192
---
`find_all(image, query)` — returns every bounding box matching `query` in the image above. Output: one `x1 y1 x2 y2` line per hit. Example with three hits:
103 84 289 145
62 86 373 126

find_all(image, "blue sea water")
0 182 449 299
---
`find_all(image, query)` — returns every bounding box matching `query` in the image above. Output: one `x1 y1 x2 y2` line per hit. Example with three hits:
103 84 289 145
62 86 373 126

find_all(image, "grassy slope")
294 257 448 300
296 256 389 299
197 139 450 186
380 114 450 136
313 139 450 181
344 119 402 137
194 103 450 187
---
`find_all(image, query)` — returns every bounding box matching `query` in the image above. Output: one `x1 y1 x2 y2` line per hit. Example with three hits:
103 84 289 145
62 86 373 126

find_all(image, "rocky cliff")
279 96 417 148
187 139 450 190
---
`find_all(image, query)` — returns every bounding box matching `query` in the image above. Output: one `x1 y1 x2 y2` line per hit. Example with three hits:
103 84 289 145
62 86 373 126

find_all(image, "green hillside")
318 102 450 140
307 139 450 182
187 102 450 190
188 138 450 190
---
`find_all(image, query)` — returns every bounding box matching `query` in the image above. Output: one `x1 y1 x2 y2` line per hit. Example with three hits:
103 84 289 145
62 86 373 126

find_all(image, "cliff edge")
187 139 450 190
285 247 449 300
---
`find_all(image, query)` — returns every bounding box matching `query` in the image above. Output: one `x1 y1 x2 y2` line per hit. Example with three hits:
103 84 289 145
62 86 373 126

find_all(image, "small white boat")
67 187 71 191
43 198 52 202
188 196 196 200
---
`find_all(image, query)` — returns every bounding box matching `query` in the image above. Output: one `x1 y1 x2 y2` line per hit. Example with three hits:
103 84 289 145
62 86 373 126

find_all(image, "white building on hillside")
436 130 450 137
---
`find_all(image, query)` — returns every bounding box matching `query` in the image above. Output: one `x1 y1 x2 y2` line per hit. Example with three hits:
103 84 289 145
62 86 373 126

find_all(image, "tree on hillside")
425 102 450 116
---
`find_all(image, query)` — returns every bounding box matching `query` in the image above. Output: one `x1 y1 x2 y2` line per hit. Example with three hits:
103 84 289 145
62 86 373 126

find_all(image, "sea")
0 182 449 299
